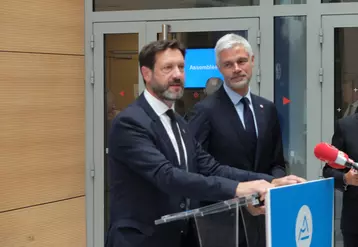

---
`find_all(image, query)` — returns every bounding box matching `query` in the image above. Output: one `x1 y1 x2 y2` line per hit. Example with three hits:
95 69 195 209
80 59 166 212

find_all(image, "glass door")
146 18 260 117
321 15 358 143
92 22 146 247
92 18 259 247
321 15 358 247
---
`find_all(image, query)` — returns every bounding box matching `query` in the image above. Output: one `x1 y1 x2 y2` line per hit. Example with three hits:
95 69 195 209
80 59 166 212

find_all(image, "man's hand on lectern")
236 180 274 201
271 175 306 187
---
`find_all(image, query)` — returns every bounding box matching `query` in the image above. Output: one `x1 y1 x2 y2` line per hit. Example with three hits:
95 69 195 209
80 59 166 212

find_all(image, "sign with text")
184 48 224 88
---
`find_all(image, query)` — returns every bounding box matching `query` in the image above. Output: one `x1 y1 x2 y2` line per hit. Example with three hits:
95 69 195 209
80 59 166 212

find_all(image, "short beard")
230 78 250 89
151 81 184 101
161 88 184 101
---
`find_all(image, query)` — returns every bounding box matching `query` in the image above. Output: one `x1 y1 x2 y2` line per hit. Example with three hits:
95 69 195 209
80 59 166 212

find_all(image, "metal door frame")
321 14 358 146
320 15 358 246
91 22 147 247
89 18 260 247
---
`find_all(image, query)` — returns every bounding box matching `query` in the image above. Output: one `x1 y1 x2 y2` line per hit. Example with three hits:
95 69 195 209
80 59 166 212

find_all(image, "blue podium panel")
266 178 334 247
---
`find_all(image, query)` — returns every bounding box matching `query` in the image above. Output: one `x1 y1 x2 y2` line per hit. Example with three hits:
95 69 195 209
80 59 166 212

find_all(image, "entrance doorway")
92 18 260 246
321 14 358 247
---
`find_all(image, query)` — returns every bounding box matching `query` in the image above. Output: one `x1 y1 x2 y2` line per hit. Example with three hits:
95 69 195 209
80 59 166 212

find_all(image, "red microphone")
314 142 358 170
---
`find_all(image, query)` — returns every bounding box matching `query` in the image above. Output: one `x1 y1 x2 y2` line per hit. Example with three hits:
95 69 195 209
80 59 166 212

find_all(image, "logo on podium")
266 178 333 247
295 205 313 247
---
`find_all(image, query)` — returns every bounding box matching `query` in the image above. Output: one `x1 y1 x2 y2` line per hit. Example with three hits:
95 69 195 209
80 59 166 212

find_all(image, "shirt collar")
223 82 252 105
144 89 175 116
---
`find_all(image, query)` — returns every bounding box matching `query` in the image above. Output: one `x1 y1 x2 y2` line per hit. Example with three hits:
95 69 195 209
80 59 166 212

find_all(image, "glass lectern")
155 194 262 247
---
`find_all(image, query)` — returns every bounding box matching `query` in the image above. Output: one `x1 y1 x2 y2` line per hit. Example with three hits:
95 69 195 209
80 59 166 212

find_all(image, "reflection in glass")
332 27 358 247
157 31 247 116
274 16 307 178
274 0 306 4
334 28 358 121
94 0 259 11
104 33 139 233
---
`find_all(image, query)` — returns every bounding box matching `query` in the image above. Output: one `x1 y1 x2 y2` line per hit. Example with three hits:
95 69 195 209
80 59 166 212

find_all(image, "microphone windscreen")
314 142 339 163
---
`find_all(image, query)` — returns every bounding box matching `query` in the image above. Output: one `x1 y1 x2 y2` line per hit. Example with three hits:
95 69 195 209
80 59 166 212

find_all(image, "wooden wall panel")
0 52 85 212
0 197 86 247
0 0 84 55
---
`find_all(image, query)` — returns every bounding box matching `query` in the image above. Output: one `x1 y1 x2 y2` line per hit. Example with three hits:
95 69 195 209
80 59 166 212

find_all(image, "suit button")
180 202 186 209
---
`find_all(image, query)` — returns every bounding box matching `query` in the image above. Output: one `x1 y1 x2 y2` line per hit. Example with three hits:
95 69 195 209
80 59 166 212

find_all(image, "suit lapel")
217 87 248 152
137 94 180 167
251 94 267 170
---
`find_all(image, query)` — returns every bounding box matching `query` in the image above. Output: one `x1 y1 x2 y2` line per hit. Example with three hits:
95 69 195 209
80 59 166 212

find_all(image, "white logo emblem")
295 205 313 247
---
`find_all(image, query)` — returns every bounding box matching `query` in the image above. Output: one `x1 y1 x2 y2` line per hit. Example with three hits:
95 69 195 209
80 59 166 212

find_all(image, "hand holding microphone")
344 169 358 186
314 142 358 187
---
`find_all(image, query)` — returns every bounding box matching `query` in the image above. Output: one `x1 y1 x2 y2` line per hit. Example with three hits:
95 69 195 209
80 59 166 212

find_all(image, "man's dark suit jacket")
186 86 286 247
323 113 358 235
106 93 274 247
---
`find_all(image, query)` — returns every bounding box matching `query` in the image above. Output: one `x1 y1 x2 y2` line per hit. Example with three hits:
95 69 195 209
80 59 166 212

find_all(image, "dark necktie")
240 97 257 164
166 109 186 166
240 97 257 138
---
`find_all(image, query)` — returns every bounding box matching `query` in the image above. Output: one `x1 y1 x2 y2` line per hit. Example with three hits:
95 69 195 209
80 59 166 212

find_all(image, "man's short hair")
215 33 253 65
139 39 186 71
